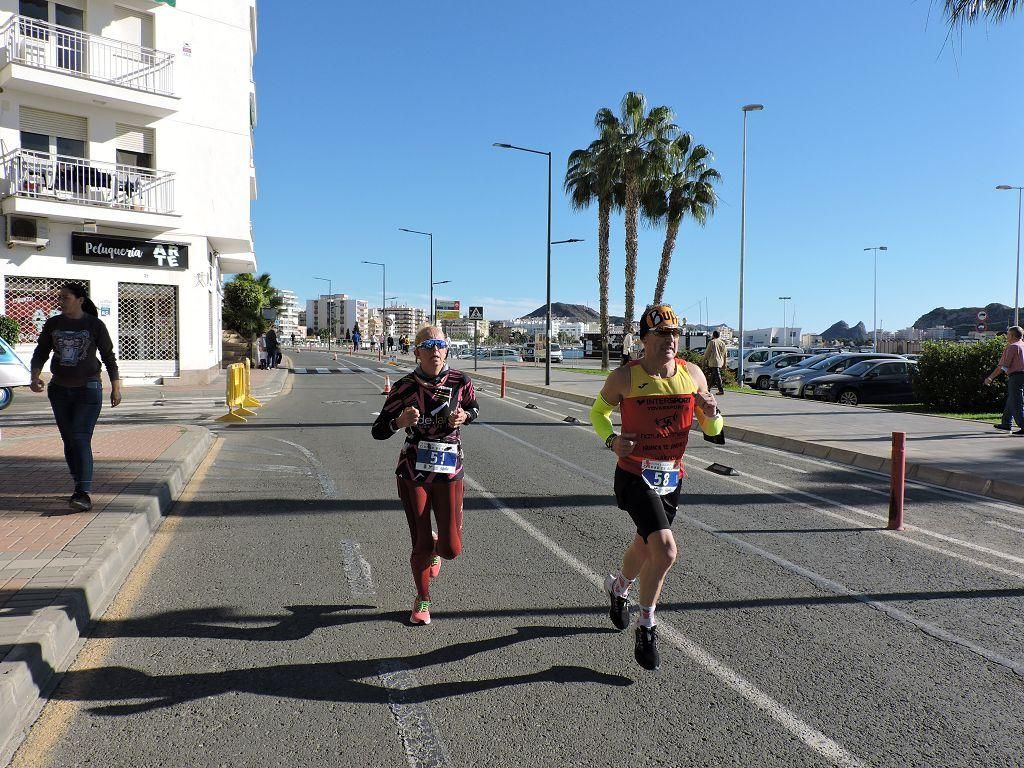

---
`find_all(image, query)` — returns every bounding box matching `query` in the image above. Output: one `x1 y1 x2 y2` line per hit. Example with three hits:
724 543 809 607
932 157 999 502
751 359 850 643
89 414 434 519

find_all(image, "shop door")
116 282 179 378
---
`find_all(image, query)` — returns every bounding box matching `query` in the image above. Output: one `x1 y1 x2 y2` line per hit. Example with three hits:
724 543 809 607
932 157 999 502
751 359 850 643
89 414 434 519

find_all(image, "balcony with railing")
0 148 177 228
0 16 177 115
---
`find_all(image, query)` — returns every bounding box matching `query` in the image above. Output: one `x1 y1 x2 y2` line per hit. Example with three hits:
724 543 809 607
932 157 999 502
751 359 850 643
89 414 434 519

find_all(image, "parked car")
743 353 814 389
804 360 918 405
524 342 563 363
765 352 837 390
481 348 523 363
0 335 31 411
727 346 803 374
777 353 906 397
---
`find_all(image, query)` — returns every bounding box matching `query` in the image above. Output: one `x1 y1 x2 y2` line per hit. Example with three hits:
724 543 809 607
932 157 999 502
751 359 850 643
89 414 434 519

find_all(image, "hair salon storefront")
1 229 223 384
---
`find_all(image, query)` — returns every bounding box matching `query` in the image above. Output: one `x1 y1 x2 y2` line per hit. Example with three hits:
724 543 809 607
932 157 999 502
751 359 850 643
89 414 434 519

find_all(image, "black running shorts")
613 465 680 541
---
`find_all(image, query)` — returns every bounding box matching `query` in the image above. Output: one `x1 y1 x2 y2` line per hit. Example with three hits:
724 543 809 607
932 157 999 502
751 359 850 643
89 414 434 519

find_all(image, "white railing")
0 16 174 96
0 149 175 215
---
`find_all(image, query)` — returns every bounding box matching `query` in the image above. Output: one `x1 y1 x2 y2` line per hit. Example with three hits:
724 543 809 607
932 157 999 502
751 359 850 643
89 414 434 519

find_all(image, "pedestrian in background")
29 282 121 513
265 327 279 369
986 326 1024 434
621 330 635 366
703 330 728 395
256 333 267 369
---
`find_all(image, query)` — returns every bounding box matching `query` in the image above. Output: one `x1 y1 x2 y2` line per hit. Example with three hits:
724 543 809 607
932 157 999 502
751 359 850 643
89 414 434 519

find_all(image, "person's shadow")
55 623 633 715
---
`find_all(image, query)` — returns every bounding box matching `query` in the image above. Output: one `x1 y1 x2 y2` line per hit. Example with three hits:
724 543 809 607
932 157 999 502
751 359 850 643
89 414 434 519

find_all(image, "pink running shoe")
410 598 431 625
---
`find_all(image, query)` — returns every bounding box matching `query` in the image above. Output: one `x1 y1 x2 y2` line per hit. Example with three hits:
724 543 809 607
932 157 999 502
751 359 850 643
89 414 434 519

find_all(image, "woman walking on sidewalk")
29 282 121 512
371 325 479 625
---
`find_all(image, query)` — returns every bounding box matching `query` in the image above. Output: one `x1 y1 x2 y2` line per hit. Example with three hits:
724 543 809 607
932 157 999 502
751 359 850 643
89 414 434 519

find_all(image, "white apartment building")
442 316 486 340
273 288 299 342
382 303 426 340
508 316 595 339
306 294 369 340
741 326 803 347
0 0 258 384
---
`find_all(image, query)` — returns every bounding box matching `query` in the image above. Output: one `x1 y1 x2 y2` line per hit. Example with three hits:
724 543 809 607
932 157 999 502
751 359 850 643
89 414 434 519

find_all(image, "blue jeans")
48 381 102 493
1004 372 1024 429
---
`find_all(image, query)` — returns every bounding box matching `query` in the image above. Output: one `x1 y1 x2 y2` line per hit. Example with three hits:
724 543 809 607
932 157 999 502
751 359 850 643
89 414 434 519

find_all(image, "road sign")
977 310 988 322
468 306 484 320
977 323 988 332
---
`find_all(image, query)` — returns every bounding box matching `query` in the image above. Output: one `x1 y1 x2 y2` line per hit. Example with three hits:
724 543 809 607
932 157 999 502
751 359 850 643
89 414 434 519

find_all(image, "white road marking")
377 661 452 768
267 438 337 498
340 540 377 597
315 367 331 373
987 520 1024 535
463 475 869 768
708 445 741 455
212 460 309 475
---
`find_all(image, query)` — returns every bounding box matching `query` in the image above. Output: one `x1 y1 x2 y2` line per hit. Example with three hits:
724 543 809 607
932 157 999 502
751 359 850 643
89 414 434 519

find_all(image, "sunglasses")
416 339 449 350
651 328 681 338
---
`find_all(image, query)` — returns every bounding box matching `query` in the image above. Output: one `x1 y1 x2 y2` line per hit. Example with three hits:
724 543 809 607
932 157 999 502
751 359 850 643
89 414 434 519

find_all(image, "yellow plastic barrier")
241 358 263 408
216 359 259 423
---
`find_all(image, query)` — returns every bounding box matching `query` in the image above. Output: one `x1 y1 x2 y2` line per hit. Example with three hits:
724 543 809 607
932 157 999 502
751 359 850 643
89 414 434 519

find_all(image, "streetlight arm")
494 142 550 158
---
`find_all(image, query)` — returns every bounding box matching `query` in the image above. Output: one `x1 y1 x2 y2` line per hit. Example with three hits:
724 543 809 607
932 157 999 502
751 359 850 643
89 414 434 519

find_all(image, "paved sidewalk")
347 350 1024 504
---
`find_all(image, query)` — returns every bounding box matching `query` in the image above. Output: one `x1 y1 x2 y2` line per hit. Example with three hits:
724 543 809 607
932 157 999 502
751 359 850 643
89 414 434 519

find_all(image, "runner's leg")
430 479 464 560
398 477 434 599
636 529 678 608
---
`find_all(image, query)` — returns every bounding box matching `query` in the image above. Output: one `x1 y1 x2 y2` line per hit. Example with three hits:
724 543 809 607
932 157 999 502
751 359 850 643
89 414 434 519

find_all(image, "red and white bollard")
500 364 507 399
888 431 906 531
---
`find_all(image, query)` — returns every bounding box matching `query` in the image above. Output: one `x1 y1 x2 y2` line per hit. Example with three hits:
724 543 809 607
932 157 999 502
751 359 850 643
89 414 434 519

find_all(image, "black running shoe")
604 574 629 630
994 423 1011 431
70 492 92 512
634 625 660 671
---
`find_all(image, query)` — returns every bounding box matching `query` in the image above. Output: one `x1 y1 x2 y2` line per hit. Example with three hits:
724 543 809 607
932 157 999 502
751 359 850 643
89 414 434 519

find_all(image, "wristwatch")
605 433 618 450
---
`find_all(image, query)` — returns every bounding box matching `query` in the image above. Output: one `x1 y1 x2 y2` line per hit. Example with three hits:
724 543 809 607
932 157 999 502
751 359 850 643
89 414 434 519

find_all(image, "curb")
0 425 215 764
464 371 1024 507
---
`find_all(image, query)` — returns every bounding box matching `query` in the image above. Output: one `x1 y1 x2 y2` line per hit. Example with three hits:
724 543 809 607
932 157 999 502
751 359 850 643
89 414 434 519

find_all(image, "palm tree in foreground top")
943 0 1021 26
646 133 721 305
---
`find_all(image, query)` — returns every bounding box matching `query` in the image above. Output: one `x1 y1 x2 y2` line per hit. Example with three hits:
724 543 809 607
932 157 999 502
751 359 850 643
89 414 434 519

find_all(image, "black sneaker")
1014 429 1024 436
69 492 92 512
634 625 660 671
603 574 629 631
994 423 1011 431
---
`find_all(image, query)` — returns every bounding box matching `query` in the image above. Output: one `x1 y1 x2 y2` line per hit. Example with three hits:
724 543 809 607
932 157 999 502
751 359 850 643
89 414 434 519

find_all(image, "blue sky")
252 1 1022 333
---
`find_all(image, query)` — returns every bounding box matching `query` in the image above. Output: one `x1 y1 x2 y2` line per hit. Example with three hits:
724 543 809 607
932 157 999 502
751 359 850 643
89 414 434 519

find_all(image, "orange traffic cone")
381 375 391 396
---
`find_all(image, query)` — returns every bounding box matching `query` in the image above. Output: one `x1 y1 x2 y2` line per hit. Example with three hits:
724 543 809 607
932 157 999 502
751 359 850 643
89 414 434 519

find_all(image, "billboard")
436 299 460 321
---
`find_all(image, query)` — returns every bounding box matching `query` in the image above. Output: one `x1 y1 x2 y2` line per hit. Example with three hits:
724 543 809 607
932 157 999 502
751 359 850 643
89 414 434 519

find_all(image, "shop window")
3 275 89 343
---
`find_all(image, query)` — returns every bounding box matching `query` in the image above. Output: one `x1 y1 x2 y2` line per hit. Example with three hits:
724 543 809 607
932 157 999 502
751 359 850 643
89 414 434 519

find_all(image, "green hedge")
679 349 738 387
913 338 1005 411
0 316 19 346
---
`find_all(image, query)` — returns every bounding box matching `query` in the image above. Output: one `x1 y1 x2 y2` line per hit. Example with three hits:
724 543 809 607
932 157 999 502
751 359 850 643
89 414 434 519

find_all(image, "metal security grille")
117 282 178 372
2 275 89 343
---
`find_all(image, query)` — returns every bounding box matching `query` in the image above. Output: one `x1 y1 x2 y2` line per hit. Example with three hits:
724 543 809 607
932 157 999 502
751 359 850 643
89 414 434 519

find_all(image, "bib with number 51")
641 459 680 495
415 440 459 474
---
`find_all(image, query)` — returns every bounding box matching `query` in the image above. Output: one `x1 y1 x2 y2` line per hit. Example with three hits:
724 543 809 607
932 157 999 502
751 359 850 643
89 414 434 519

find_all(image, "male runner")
589 304 723 670
371 326 479 625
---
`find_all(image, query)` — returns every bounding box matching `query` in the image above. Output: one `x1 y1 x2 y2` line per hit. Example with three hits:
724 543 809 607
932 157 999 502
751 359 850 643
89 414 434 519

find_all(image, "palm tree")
565 130 621 370
944 0 1021 26
645 133 722 305
600 92 677 333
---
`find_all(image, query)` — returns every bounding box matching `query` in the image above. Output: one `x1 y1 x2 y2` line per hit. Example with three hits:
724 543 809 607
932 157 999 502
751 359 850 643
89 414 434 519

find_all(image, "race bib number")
641 459 680 495
414 441 459 474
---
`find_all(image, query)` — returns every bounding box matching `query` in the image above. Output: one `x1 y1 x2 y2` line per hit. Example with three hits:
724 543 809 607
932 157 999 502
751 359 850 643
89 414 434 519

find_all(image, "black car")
805 359 917 405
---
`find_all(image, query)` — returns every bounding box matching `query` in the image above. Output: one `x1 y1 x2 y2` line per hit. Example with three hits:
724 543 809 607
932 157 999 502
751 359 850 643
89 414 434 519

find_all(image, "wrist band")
605 433 617 450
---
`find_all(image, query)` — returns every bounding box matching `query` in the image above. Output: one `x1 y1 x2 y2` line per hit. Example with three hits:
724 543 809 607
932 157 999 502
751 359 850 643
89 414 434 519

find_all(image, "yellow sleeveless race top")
617 359 698 476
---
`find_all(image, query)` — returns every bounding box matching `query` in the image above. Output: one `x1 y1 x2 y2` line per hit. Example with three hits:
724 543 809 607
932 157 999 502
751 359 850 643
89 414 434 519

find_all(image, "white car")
0 336 31 411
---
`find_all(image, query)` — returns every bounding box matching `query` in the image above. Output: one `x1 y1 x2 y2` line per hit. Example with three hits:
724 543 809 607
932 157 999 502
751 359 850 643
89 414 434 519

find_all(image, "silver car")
778 353 905 397
744 353 813 389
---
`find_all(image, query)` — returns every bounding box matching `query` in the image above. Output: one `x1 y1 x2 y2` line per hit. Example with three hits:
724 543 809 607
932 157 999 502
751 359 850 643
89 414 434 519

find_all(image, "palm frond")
944 0 1021 25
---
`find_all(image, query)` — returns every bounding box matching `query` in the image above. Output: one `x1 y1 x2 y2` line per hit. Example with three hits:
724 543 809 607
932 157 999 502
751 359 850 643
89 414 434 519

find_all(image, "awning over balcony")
209 235 257 275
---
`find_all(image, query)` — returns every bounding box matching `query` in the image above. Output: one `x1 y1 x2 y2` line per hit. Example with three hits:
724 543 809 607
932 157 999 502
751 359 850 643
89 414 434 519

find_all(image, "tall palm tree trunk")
624 178 639 333
653 216 681 305
598 196 611 370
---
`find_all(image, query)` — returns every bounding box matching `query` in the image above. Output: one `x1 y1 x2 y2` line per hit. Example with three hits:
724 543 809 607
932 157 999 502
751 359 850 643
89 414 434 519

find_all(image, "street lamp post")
778 296 791 346
738 104 763 388
996 185 1023 327
863 246 888 352
361 260 386 342
494 142 553 385
313 276 332 352
431 279 451 335
399 228 433 324
550 238 584 356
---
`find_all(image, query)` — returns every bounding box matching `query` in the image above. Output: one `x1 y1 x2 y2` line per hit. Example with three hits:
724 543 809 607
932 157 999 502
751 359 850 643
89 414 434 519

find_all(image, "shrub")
679 349 737 387
913 338 1005 411
0 315 19 346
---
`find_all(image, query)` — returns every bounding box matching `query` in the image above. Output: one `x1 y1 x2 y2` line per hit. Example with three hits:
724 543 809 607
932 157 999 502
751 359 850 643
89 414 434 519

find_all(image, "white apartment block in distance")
307 294 369 340
383 303 426 340
0 0 258 384
273 288 300 342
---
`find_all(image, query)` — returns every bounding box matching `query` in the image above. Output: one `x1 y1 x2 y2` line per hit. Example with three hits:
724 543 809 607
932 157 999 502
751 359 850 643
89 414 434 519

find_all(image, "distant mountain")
522 302 624 325
912 303 1014 332
821 320 868 342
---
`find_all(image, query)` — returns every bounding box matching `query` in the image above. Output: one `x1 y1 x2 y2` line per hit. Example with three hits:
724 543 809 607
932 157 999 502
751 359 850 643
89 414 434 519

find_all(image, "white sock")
613 573 635 598
638 604 656 628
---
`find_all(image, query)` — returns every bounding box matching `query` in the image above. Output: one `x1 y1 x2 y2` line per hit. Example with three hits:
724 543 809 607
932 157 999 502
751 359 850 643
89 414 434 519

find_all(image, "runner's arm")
371 385 409 440
686 362 725 437
591 368 627 445
460 379 480 424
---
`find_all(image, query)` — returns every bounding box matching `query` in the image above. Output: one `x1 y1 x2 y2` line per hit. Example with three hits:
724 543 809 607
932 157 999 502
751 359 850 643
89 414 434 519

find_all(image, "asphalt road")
12 349 1024 768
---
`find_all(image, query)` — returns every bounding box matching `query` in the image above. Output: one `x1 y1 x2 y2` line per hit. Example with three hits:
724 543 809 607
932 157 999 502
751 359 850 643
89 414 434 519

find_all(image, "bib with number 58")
414 440 459 474
641 459 680 495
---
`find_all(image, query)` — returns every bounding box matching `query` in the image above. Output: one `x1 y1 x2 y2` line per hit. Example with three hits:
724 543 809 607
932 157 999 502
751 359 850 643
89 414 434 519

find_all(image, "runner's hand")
612 433 637 458
695 390 718 416
396 406 420 428
448 406 467 428
110 381 122 407
29 377 44 393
